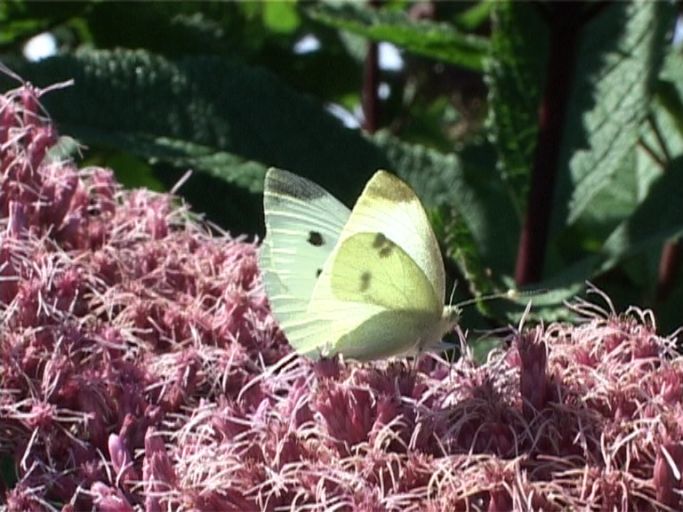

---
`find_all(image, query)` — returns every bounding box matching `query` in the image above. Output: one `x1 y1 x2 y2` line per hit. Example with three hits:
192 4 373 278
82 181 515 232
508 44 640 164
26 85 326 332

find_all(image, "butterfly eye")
308 231 324 246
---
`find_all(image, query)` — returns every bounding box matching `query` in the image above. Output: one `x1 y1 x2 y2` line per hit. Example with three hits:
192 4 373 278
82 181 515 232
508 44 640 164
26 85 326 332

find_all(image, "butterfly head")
442 305 461 332
414 306 460 355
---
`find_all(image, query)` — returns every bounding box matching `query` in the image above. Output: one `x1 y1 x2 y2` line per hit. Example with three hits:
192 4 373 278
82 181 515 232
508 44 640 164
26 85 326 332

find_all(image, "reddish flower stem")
648 113 681 300
657 242 681 300
515 4 583 285
362 41 379 133
362 0 382 133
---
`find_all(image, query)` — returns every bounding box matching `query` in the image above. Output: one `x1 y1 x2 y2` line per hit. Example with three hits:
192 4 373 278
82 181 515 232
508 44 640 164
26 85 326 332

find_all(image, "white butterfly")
260 168 459 361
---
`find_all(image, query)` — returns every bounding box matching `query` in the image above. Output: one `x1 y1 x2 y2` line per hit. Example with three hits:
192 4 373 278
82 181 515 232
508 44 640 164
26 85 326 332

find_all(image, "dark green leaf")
1 49 384 204
372 132 519 275
554 1 674 230
85 150 165 192
486 2 547 214
0 0 87 47
655 79 683 139
306 3 489 71
453 0 494 32
599 155 683 273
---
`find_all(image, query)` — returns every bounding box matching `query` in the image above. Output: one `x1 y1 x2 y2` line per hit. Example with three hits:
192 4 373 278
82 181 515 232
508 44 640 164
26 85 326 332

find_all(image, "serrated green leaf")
655 51 683 142
486 2 547 215
306 3 489 71
599 155 683 273
488 2 674 283
1 49 384 204
554 2 674 229
622 50 683 294
553 151 640 269
372 131 518 275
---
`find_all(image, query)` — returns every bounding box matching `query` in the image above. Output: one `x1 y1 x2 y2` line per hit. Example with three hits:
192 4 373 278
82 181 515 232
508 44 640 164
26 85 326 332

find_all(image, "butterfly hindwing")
308 231 443 360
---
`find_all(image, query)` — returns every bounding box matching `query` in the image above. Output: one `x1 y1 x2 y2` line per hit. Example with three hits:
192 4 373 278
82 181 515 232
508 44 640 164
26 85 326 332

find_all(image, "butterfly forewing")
336 171 446 302
326 232 441 312
307 181 446 360
261 168 350 353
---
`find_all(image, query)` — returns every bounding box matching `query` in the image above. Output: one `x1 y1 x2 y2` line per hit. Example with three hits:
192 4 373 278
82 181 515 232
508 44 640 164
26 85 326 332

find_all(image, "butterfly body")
261 168 458 361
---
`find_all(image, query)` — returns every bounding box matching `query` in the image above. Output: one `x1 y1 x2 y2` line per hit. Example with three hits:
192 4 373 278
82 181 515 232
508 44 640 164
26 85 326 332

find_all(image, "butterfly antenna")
455 287 546 309
448 280 459 308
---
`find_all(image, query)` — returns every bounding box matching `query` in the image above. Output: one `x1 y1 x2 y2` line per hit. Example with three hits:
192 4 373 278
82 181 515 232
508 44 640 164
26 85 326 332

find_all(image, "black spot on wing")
308 231 324 247
372 233 394 258
316 268 322 277
360 271 371 292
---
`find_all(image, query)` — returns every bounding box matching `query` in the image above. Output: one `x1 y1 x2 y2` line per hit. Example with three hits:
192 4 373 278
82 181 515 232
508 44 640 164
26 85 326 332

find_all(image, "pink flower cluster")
1 83 683 511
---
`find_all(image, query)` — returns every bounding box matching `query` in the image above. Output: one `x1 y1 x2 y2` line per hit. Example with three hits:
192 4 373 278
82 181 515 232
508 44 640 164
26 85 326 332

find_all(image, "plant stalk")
514 4 582 285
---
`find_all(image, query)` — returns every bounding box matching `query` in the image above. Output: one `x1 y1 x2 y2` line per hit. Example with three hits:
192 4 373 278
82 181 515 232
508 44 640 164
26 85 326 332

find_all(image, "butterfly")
260 168 459 361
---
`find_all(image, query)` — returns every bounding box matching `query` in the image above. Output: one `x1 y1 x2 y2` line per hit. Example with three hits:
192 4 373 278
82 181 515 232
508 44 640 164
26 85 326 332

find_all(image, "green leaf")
85 150 165 192
0 0 86 47
551 151 640 270
486 2 548 215
554 1 674 230
1 49 384 202
262 1 301 34
655 79 683 139
372 131 519 276
306 3 489 71
655 51 683 144
598 155 683 274
453 0 494 32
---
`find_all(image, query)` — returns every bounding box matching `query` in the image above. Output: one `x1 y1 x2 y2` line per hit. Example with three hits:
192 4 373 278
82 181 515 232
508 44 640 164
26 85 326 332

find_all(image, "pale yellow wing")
260 168 350 349
336 171 446 302
307 232 446 360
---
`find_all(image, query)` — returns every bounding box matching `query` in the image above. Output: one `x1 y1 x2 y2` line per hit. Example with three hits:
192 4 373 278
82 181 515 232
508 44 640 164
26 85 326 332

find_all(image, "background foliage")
1 0 682 331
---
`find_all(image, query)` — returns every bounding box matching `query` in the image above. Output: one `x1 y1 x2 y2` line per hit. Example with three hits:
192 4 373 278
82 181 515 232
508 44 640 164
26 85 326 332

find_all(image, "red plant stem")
362 41 380 133
657 242 681 300
649 113 681 300
638 138 667 169
362 0 382 133
659 0 683 302
515 5 582 285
